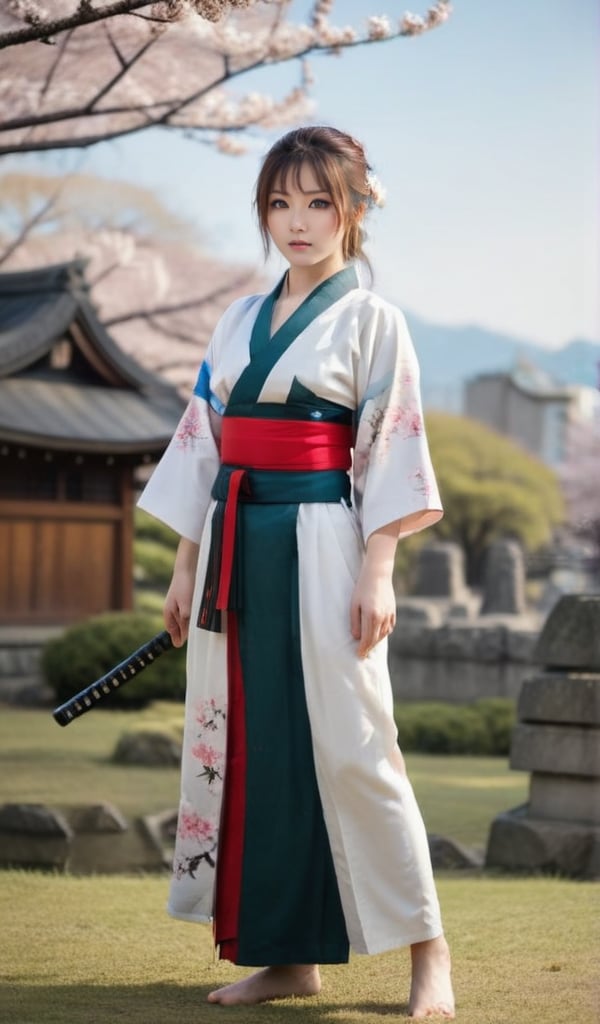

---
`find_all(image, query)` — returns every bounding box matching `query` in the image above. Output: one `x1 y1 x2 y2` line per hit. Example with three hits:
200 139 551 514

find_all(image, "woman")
138 125 455 1019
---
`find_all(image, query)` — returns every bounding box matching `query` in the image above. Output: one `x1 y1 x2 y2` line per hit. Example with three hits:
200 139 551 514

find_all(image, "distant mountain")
400 314 600 412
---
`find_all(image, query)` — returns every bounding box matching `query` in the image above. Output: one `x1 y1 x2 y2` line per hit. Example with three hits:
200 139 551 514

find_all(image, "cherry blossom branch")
0 3 452 156
0 1 155 50
0 181 66 267
39 28 74 100
88 29 159 112
103 269 255 325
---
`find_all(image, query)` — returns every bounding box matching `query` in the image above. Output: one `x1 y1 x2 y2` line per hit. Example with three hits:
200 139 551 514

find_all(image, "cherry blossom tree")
0 171 265 391
0 0 452 156
0 2 453 391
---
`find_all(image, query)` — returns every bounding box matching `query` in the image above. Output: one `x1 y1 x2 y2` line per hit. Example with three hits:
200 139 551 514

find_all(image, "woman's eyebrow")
270 188 331 195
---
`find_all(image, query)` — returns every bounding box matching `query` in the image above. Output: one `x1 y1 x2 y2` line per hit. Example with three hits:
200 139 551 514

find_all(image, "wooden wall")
0 460 133 625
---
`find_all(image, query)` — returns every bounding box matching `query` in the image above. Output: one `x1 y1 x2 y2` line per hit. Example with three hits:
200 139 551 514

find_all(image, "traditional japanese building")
0 260 184 625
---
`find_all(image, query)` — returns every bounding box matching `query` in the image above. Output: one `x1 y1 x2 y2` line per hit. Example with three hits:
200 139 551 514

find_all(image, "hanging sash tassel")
198 470 249 632
197 501 225 633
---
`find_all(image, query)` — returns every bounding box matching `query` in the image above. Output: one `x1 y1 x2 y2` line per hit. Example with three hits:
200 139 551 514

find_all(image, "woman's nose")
289 208 306 231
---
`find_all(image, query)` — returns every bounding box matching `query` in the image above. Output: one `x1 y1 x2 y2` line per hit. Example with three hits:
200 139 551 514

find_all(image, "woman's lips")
289 241 311 248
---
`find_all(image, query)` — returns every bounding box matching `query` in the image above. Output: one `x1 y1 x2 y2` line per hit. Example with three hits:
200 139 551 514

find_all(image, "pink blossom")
411 469 431 499
177 811 215 842
195 698 225 730
175 401 207 449
191 742 222 767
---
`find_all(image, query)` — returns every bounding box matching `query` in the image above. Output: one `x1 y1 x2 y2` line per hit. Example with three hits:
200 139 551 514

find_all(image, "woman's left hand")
350 560 397 658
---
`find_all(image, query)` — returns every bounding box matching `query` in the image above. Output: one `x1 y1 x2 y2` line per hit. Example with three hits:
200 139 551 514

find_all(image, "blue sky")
6 0 599 349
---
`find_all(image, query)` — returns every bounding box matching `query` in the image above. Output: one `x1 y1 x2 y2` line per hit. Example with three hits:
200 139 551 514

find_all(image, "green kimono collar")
226 264 359 410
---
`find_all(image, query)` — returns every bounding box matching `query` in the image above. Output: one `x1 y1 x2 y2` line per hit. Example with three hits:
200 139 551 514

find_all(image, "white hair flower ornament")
365 170 386 208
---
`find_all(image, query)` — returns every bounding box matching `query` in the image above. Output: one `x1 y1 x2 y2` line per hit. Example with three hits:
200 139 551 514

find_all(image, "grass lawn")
0 706 596 1022
0 706 528 849
0 871 596 1024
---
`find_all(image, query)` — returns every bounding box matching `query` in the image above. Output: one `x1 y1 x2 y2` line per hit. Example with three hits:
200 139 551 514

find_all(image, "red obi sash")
220 417 352 472
203 417 353 623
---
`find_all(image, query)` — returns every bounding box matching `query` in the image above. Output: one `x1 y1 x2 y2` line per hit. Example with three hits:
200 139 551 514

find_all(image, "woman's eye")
269 199 287 209
310 198 331 209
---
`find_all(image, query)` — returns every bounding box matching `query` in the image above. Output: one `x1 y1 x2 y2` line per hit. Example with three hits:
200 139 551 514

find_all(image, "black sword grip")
52 630 174 727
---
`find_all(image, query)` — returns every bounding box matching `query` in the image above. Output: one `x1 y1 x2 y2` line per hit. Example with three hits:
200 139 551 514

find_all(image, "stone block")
485 805 600 878
412 542 467 599
481 540 526 615
395 601 443 627
534 594 600 670
66 820 167 875
390 625 438 659
473 627 507 663
529 773 600 826
0 803 72 837
518 673 600 726
427 833 483 870
0 835 70 871
434 626 477 661
505 629 537 663
112 729 181 766
0 803 72 871
65 803 129 834
510 723 600 777
142 808 178 866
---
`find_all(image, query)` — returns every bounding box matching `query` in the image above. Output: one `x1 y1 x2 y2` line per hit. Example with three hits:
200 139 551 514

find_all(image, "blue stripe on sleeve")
193 360 225 415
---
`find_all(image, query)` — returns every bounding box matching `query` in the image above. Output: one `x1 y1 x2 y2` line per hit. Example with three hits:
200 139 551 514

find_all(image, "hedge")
134 508 179 550
43 611 186 707
395 698 516 755
134 537 176 588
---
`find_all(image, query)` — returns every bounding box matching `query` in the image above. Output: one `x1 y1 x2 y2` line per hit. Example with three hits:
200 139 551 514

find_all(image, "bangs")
269 152 337 198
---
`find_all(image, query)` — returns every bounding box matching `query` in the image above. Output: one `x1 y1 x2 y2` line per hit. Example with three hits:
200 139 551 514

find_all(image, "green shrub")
134 538 175 588
135 589 167 616
43 611 186 708
395 698 516 755
474 697 516 755
134 508 179 550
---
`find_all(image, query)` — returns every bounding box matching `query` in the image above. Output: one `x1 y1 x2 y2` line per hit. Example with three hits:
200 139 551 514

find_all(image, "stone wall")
389 540 542 703
388 614 538 702
0 626 59 705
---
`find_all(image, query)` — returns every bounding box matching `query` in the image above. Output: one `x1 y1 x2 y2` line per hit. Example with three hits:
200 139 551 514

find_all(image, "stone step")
518 672 600 726
529 773 600 826
510 722 600 777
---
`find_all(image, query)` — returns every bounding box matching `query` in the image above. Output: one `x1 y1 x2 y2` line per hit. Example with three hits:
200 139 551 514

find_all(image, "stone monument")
481 539 526 615
412 541 467 600
485 594 600 878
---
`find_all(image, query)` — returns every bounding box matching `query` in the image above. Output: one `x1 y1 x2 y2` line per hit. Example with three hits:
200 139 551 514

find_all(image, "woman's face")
266 162 346 272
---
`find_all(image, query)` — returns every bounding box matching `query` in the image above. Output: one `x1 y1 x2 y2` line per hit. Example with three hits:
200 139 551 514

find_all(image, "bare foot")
408 935 455 1020
207 964 321 1005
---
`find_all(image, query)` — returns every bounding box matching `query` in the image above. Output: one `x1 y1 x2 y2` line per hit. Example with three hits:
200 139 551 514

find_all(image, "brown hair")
254 126 376 263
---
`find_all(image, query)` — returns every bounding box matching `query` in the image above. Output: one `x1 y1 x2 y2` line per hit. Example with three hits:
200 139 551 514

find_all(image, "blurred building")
0 260 184 625
464 362 599 466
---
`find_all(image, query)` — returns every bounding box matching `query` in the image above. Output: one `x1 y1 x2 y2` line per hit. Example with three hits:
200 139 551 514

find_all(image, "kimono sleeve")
137 344 221 545
352 300 443 544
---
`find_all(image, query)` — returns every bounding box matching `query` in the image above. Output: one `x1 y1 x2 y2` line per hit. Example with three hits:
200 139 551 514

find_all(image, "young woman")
138 126 455 1019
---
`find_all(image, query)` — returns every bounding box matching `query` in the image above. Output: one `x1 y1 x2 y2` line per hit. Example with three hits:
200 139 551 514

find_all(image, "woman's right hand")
164 538 200 647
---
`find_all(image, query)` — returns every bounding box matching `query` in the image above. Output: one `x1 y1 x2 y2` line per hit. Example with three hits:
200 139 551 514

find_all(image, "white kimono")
138 265 444 963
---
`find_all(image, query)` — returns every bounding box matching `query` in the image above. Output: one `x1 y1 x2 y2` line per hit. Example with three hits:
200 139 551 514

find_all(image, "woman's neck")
286 254 347 298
